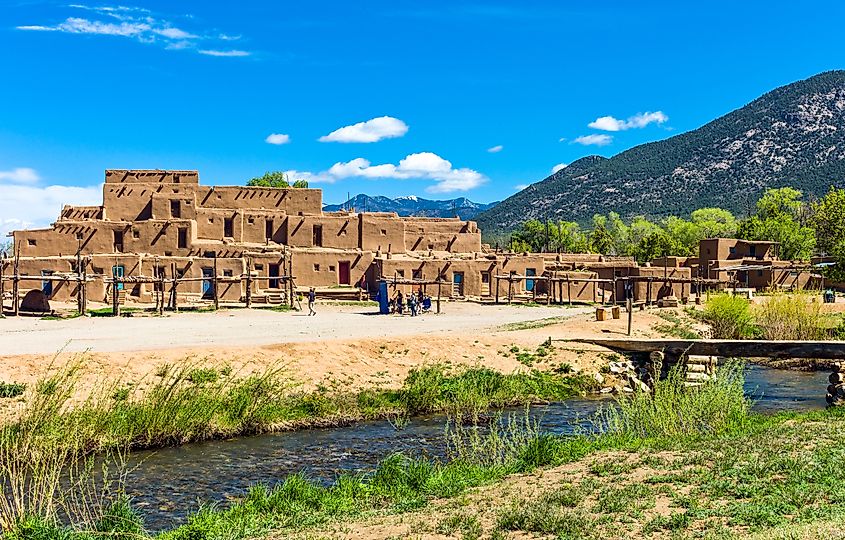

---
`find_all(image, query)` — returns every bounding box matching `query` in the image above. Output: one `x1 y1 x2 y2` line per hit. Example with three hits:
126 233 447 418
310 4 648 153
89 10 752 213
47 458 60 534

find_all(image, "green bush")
0 382 26 399
754 292 825 340
702 294 757 339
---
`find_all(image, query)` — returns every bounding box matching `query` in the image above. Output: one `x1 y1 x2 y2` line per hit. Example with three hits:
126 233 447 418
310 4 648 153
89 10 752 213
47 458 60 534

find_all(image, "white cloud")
588 111 668 132
198 49 251 57
514 184 529 191
17 6 250 57
319 116 408 143
573 134 613 146
285 152 487 193
0 168 40 184
558 137 567 142
0 184 102 238
551 163 567 174
265 133 291 145
487 145 503 153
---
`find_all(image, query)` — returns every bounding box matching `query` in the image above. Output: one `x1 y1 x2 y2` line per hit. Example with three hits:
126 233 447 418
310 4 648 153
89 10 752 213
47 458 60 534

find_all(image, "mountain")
476 70 845 236
323 194 498 220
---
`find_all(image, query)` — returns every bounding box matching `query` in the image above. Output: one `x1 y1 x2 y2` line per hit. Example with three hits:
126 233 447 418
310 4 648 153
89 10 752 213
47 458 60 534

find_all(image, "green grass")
652 311 703 339
499 316 571 331
700 294 758 339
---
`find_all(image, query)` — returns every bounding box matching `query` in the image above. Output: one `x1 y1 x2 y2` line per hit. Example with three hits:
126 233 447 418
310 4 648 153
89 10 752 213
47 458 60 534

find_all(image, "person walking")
308 287 317 316
409 293 418 317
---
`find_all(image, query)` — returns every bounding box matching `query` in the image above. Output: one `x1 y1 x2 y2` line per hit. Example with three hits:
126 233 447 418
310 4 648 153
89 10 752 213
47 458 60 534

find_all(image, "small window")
208 217 214 223
329 265 336 272
428 244 434 250
412 269 422 280
314 264 321 271
177 228 188 249
265 218 274 240
729 247 736 255
380 229 387 236
223 270 233 277
132 229 140 239
254 264 264 270
313 224 323 247
224 218 234 238
203 250 215 258
757 270 764 277
248 217 255 225
28 239 36 246
165 251 172 256
76 232 84 240
170 200 181 218
750 245 757 257
113 230 124 253
396 270 405 278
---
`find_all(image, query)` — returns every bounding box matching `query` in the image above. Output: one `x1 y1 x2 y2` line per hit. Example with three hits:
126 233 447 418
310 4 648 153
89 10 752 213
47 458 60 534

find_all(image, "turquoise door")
202 267 214 299
112 265 124 290
41 270 53 297
525 268 536 291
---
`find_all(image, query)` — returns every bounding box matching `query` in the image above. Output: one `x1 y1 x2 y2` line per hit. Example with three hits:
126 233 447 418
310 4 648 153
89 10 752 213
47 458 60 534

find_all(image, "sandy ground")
0 302 681 419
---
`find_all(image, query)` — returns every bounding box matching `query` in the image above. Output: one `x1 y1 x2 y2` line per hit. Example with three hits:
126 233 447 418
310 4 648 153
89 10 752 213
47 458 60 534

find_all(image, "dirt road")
0 303 591 356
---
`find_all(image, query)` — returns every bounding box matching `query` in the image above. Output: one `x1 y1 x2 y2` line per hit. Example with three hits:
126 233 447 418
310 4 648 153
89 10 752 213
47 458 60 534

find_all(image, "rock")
593 373 605 385
600 386 613 394
830 372 845 385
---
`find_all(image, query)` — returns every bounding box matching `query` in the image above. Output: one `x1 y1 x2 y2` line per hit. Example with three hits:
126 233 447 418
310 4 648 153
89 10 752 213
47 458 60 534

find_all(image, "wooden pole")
566 275 572 306
213 255 219 310
170 263 177 311
158 269 164 316
288 252 295 309
495 276 500 304
532 279 537 303
507 274 513 304
13 243 20 316
626 296 633 336
81 258 88 314
112 270 120 317
245 257 252 308
0 253 5 316
436 266 442 314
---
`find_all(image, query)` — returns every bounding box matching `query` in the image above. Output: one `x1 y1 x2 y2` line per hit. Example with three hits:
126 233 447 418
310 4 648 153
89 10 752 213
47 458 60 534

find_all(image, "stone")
593 372 605 385
19 289 50 313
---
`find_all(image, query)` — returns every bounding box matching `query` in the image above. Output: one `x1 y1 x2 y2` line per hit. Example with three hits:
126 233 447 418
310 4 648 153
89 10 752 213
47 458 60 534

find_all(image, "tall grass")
754 292 826 340
701 294 757 339
600 360 750 439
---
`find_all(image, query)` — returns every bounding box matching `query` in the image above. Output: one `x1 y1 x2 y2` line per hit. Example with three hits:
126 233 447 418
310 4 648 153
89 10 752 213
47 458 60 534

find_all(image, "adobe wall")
284 215 360 249
196 186 322 215
360 214 406 252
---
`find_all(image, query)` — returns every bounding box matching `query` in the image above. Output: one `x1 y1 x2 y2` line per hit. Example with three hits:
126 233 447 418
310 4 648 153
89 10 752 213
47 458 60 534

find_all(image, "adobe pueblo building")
3 169 564 308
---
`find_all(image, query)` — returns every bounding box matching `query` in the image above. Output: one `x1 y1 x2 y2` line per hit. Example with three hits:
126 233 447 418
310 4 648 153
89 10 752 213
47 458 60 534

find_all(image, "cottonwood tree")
737 188 815 260
247 172 309 188
811 187 845 281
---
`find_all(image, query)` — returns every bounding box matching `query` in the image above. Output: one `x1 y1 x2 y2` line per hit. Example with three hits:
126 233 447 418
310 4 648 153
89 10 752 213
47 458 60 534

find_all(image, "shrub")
754 292 825 340
702 294 757 339
0 382 26 399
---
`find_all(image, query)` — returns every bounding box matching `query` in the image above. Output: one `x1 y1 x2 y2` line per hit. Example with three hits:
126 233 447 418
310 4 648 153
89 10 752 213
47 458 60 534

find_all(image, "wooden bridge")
558 338 845 405
563 338 845 360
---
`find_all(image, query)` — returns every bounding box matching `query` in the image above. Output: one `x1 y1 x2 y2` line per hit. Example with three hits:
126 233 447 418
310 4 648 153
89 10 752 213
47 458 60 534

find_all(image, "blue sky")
2 0 845 235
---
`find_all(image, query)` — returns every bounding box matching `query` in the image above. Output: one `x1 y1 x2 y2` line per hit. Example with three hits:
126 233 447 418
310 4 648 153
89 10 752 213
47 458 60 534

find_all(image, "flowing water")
120 364 830 531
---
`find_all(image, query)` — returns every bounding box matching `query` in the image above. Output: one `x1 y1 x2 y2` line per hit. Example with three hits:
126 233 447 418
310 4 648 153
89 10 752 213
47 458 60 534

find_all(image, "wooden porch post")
436 266 442 314
0 253 5 316
495 276 500 304
112 268 120 317
245 257 252 308
213 255 219 310
12 244 20 316
566 275 572 306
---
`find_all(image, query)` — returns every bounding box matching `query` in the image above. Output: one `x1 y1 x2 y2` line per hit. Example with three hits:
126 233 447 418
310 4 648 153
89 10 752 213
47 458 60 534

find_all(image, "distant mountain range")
476 70 845 236
323 194 498 220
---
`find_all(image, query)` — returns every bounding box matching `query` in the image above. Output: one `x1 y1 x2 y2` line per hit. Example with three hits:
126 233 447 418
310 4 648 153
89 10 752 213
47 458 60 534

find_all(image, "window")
313 224 323 247
254 264 264 270
380 229 387 236
76 232 84 240
177 228 188 249
412 269 422 280
132 229 140 239
113 230 124 253
164 251 172 256
223 270 233 277
28 239 36 246
729 247 736 255
265 218 274 240
208 217 214 224
224 218 234 238
757 270 764 277
749 245 757 257
203 250 215 258
329 265 336 272
396 270 405 278
248 217 255 225
170 200 181 218
314 264 321 271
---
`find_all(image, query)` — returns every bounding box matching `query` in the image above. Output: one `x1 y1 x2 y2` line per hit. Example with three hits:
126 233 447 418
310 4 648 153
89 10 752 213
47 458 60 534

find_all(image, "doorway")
525 268 536 292
481 271 491 296
268 263 281 289
313 225 323 247
202 267 214 299
41 270 53 297
112 265 125 291
338 261 351 285
453 272 464 297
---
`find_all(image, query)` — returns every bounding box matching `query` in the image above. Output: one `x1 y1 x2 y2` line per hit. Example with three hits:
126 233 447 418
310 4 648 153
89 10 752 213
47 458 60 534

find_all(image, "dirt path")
0 303 590 355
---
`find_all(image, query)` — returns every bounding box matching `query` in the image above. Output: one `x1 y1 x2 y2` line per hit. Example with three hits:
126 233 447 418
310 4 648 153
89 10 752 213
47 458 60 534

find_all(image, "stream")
119 364 829 531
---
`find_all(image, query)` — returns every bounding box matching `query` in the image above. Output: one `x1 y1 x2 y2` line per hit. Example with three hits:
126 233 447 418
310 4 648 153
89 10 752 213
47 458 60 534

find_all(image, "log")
830 372 845 385
564 338 845 360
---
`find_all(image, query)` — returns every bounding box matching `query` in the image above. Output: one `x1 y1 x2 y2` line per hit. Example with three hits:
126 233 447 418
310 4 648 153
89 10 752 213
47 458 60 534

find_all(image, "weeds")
0 382 26 399
754 292 826 340
701 294 757 339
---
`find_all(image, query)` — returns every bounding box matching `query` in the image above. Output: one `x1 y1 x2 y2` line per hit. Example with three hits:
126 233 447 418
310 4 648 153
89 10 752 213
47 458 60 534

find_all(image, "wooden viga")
828 363 845 406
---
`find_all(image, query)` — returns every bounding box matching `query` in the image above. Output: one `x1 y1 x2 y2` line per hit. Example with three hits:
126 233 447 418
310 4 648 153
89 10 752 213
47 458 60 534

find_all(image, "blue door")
41 270 53 297
112 265 124 290
202 267 214 299
525 268 536 292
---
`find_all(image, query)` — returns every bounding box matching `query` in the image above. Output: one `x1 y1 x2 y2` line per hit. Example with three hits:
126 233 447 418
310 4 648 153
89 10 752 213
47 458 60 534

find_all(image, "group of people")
392 289 430 316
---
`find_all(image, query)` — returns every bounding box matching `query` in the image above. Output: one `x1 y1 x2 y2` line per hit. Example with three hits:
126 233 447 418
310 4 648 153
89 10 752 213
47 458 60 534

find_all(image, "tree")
690 207 737 239
509 219 591 253
246 172 310 188
811 187 845 281
737 188 815 260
